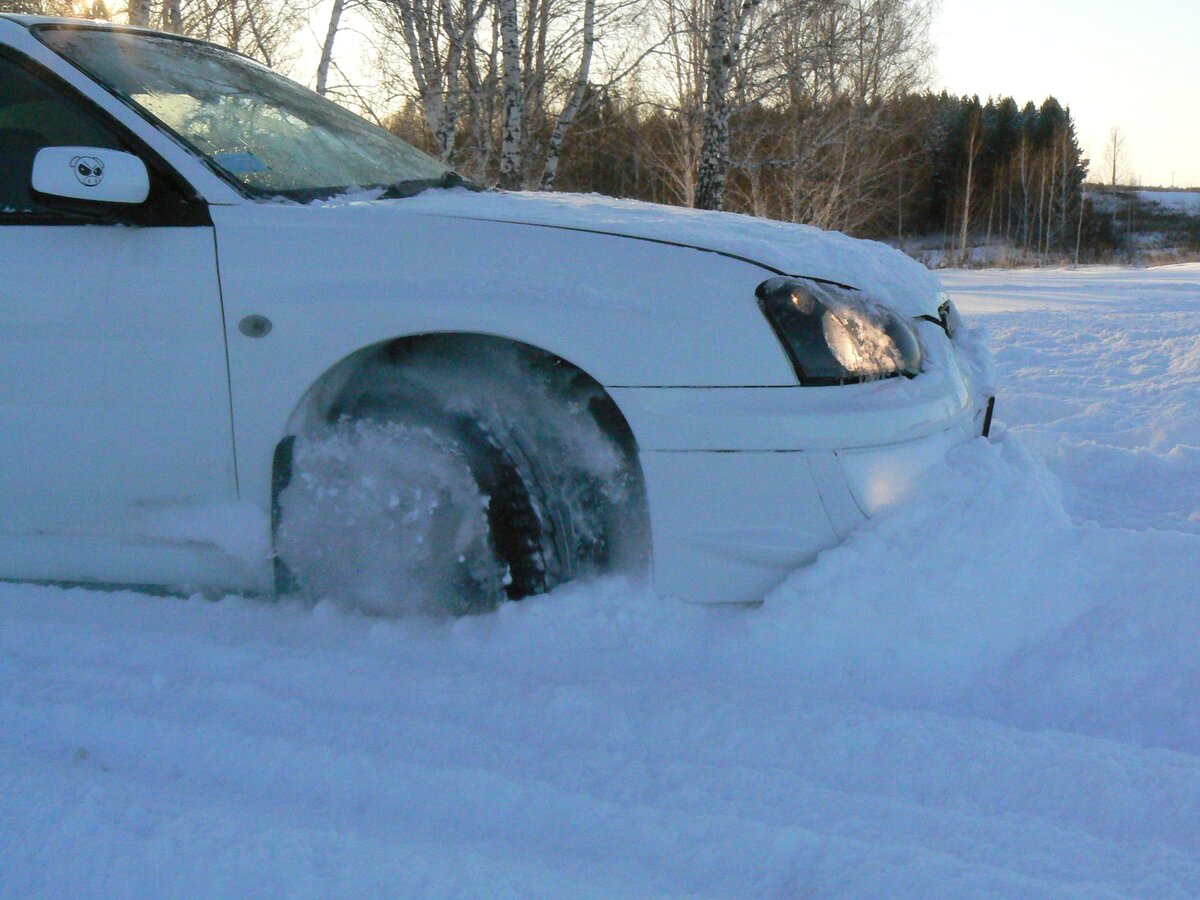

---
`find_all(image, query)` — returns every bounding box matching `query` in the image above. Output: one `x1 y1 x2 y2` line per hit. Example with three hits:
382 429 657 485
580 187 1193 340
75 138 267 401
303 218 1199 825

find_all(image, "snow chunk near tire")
276 419 504 617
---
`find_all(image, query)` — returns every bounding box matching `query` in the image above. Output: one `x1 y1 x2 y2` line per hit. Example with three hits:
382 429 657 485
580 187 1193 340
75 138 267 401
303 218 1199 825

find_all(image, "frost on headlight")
823 304 906 375
756 277 922 385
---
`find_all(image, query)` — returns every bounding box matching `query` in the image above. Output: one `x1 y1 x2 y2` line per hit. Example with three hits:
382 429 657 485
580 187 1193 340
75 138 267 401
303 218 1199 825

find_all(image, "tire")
273 340 642 615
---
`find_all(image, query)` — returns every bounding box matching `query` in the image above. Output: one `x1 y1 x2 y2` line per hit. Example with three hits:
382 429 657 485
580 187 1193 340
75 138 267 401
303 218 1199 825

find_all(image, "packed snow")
3 264 1200 896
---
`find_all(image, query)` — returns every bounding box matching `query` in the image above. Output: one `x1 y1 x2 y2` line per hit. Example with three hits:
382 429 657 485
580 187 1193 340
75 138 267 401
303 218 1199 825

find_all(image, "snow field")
3 264 1200 896
1137 191 1200 216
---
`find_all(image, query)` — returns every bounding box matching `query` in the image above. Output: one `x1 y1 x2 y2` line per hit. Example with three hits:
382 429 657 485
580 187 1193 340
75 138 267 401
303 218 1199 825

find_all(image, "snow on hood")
399 189 944 317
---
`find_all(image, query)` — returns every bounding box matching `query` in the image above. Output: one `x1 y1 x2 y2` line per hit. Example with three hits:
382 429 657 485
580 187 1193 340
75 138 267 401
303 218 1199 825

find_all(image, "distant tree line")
389 88 1094 253
903 93 1095 256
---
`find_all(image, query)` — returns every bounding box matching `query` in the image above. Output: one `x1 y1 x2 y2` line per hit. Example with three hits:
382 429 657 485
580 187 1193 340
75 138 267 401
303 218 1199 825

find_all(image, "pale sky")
932 0 1200 187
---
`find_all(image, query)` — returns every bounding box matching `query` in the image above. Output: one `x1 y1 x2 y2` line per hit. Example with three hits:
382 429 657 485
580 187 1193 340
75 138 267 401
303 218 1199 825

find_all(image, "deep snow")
3 264 1200 897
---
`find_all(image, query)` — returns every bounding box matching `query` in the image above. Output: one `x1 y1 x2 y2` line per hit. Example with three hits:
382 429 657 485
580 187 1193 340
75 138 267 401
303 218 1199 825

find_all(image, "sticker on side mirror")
32 146 150 205
71 155 106 187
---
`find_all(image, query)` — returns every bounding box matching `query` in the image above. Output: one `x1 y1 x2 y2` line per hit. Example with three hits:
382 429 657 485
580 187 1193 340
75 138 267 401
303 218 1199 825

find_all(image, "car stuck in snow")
0 16 995 613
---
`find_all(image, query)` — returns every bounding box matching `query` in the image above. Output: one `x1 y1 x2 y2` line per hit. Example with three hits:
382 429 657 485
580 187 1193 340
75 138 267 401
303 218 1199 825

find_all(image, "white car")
0 17 995 614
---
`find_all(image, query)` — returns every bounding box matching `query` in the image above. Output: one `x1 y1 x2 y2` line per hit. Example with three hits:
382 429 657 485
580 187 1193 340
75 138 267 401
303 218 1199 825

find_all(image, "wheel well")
272 333 649 588
284 333 638 454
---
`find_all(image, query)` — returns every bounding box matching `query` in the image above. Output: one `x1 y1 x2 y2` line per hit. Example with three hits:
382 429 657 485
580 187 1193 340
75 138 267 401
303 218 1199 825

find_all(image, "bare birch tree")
128 0 153 26
538 0 594 188
714 0 931 229
693 0 763 209
1103 126 1125 190
640 0 708 205
316 0 349 95
1103 125 1126 228
370 0 645 186
496 0 524 185
371 0 490 161
165 0 305 66
958 106 978 258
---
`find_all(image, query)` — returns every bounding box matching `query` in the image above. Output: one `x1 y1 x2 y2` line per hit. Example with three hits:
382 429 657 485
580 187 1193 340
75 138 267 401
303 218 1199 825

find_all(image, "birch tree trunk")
694 0 734 210
985 181 994 250
498 0 524 189
1074 180 1085 266
384 0 484 164
434 0 474 163
465 18 496 176
1018 138 1030 248
128 0 152 27
959 114 977 260
162 0 183 31
694 0 764 210
1044 143 1057 254
315 0 346 96
1036 157 1046 253
539 0 595 190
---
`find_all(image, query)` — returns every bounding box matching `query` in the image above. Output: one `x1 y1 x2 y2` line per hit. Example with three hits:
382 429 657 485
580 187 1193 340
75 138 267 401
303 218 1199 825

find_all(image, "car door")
0 48 239 588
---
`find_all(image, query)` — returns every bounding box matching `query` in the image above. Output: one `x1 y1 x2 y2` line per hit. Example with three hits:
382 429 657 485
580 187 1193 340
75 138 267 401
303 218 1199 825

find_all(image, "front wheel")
273 340 645 616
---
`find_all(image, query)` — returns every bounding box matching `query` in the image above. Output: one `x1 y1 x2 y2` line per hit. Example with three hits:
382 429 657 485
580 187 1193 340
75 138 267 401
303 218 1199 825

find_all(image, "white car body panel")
0 17 995 603
640 451 840 602
0 225 240 585
210 201 798 392
643 424 977 601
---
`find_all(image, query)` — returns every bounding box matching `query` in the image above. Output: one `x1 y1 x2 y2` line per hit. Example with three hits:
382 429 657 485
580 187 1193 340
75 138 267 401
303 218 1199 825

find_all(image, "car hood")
398 188 944 317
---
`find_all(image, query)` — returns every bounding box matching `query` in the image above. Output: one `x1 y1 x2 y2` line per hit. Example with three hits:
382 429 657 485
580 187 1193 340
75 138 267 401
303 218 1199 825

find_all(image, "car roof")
0 14 161 33
2 13 88 26
1 15 260 63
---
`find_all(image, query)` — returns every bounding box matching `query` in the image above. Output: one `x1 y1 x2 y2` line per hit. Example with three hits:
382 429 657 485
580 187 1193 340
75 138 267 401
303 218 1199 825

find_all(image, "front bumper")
620 375 992 603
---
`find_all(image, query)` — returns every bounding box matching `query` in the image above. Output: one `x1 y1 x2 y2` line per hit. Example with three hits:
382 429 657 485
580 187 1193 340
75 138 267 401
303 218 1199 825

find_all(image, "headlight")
756 278 922 385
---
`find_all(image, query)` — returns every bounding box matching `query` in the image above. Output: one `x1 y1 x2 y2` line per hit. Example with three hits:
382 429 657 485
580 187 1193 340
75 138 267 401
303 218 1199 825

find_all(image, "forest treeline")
395 89 1097 255
8 0 1108 257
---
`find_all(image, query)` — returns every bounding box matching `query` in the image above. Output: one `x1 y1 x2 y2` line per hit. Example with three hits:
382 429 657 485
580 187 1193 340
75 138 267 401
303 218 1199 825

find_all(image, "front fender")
211 202 792 387
209 201 794 567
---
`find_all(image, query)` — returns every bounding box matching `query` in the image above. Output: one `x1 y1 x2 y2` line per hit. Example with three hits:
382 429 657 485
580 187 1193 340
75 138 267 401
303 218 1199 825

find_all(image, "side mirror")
32 146 150 206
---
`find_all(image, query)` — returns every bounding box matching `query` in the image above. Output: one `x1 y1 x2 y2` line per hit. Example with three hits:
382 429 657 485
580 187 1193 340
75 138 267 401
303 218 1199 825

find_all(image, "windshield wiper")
381 170 481 199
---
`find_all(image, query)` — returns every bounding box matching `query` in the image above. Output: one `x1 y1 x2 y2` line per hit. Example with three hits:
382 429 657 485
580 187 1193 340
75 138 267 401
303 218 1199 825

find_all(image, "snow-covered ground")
3 264 1200 897
1137 190 1200 215
1089 189 1200 217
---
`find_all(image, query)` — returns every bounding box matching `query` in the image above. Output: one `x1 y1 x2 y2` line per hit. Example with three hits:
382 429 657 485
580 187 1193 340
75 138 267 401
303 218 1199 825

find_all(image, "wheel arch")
269 331 651 592
279 331 639 449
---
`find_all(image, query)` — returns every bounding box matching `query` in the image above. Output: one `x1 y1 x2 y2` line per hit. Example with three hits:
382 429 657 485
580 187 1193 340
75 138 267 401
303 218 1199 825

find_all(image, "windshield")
37 26 449 200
